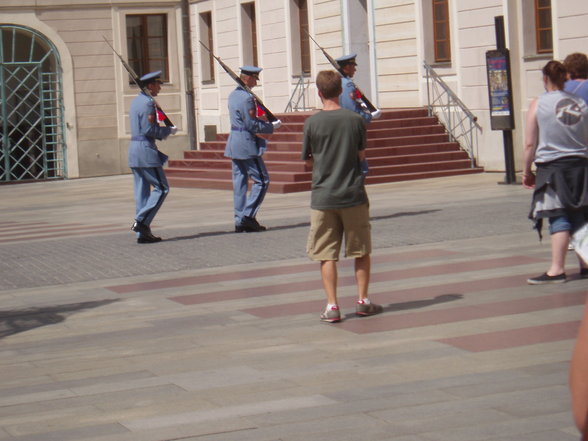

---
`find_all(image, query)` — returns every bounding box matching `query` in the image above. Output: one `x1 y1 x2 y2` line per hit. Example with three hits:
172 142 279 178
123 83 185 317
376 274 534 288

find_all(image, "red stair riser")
168 109 482 193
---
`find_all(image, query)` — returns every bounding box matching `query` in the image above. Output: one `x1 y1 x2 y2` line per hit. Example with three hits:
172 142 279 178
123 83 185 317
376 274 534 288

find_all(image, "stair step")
169 107 483 193
167 160 476 182
166 176 310 193
167 166 483 194
182 142 466 161
170 150 470 172
365 167 483 185
166 167 311 182
197 134 458 153
213 116 441 141
167 176 235 191
368 116 439 129
169 158 310 172
213 123 445 143
367 125 445 138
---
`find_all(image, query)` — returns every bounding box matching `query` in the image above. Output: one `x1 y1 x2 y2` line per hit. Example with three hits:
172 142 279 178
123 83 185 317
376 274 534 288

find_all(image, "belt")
231 126 249 132
131 136 154 142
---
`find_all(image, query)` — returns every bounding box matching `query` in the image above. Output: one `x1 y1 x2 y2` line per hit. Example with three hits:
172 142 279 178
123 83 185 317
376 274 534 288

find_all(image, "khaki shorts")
306 203 371 261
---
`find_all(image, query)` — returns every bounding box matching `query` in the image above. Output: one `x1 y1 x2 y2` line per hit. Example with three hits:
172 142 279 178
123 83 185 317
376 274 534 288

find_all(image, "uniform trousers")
231 157 269 225
131 166 169 230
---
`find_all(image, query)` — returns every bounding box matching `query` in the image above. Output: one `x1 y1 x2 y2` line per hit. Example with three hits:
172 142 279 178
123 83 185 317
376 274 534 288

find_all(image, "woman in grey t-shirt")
523 60 588 285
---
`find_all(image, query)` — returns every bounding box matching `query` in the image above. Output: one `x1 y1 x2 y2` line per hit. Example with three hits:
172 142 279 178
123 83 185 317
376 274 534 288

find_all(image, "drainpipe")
340 0 349 54
181 0 197 150
367 0 378 108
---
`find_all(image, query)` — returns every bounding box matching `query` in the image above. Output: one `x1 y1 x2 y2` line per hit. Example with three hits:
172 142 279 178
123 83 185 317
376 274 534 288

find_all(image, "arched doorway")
0 25 66 182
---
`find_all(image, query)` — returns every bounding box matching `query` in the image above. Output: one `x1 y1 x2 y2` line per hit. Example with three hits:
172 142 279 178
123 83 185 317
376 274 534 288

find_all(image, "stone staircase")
166 108 483 193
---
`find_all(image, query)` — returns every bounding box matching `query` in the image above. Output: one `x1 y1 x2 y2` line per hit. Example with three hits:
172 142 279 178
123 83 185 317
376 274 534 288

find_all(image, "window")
241 2 258 67
126 14 168 83
432 0 450 63
535 0 552 53
199 11 214 83
290 0 310 76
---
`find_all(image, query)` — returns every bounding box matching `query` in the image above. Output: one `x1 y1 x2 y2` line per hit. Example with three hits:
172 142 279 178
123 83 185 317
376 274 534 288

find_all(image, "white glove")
169 126 178 135
371 109 382 119
272 119 282 129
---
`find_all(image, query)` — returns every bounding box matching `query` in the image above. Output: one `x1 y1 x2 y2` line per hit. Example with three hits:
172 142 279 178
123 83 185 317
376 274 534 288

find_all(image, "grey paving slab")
486 429 578 440
75 420 261 441
368 385 572 433
181 413 389 441
4 423 127 441
0 370 155 399
379 407 512 437
418 412 572 441
493 387 572 418
442 370 566 399
0 389 77 407
122 395 336 430
326 368 531 402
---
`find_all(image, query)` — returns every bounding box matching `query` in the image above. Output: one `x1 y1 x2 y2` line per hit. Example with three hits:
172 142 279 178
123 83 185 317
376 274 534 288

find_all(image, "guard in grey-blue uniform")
336 54 381 123
225 66 281 232
336 54 381 176
128 71 177 243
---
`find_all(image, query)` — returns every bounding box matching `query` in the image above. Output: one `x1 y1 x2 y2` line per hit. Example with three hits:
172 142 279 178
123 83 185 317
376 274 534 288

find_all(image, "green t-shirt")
301 108 368 209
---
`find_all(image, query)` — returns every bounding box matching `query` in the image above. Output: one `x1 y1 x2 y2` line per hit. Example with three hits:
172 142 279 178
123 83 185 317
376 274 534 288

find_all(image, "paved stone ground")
0 173 584 441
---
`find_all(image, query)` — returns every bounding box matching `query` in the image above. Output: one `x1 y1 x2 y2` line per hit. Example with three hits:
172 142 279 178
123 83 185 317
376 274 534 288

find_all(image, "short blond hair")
316 70 342 99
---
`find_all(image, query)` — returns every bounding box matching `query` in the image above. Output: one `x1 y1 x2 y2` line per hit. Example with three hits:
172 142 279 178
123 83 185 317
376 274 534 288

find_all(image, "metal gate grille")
0 25 66 182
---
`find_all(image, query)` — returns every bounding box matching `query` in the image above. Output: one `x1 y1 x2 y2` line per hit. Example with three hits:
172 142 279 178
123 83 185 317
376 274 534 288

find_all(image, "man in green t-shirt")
301 70 383 323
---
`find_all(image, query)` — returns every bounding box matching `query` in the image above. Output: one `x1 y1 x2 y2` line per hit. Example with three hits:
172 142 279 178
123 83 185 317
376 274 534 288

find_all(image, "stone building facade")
1 0 587 181
191 0 588 172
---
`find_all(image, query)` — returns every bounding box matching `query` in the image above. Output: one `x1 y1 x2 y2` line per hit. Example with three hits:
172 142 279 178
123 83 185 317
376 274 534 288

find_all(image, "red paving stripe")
0 222 52 231
107 248 458 294
243 274 528 318
170 256 542 306
0 227 123 243
369 255 543 283
0 224 102 238
336 290 587 335
438 320 581 352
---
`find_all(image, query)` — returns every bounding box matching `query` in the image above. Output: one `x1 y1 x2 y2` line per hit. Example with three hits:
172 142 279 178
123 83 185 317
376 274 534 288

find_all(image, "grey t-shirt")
535 90 588 163
301 108 368 209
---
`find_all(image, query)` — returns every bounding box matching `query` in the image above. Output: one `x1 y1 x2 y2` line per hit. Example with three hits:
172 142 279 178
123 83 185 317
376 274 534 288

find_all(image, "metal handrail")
423 61 482 167
284 73 311 112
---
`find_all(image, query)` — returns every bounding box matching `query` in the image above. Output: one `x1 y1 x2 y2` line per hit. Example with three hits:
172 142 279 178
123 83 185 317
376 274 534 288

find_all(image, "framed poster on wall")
486 49 515 130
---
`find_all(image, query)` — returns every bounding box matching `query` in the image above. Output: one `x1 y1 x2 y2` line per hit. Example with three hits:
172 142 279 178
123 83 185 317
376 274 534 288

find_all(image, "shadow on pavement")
371 209 441 221
0 299 119 339
164 209 442 242
342 293 462 320
383 293 463 312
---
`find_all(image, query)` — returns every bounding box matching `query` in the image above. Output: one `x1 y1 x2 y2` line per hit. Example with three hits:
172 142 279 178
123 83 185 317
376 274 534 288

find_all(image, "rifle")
199 41 278 122
103 36 174 127
306 32 377 113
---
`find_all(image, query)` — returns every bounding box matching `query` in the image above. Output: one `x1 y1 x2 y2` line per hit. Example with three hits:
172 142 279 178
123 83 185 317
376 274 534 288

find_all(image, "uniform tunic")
339 77 372 124
224 86 274 224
